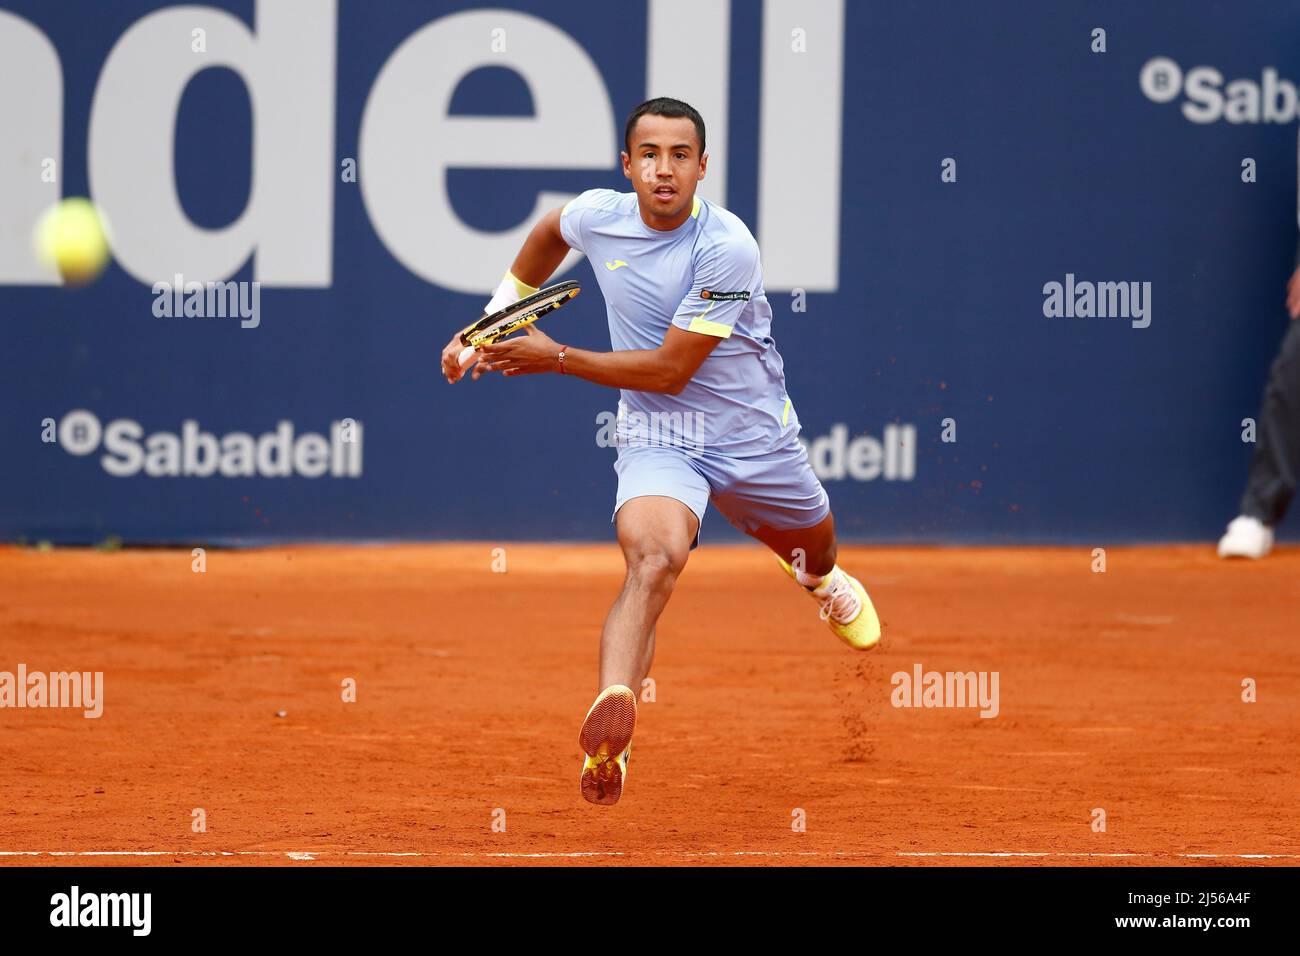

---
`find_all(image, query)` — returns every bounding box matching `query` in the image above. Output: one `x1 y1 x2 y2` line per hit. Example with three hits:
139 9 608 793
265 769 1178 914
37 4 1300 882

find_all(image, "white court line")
2 850 1299 860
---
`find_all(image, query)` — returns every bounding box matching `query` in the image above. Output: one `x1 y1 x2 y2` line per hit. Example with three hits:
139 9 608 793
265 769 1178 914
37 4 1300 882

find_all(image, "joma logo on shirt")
700 289 749 301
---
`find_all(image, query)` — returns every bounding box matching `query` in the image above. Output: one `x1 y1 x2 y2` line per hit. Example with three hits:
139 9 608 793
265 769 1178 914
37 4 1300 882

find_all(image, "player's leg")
580 498 695 806
600 496 695 691
708 444 881 650
580 447 708 805
748 510 837 579
748 512 880 650
640 627 657 690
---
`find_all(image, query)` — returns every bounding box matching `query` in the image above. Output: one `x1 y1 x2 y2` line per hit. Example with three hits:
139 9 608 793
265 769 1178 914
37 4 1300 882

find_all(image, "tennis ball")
34 197 112 286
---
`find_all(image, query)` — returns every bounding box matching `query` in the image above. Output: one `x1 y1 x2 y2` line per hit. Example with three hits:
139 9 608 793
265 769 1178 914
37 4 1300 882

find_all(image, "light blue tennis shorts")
612 438 830 549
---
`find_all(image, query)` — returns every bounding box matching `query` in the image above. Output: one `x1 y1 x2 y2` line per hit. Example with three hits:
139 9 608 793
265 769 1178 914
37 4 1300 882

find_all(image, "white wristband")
484 272 536 316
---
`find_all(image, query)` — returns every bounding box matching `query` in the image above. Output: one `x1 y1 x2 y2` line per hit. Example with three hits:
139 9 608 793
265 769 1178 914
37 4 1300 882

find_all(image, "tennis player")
440 98 882 806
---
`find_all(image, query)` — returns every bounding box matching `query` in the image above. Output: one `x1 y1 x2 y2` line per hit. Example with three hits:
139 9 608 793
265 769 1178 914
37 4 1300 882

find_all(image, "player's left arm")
477 231 757 392
475 323 718 394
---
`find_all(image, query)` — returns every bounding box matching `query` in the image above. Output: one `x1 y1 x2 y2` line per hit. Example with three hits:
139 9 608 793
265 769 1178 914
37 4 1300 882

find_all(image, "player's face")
622 114 707 227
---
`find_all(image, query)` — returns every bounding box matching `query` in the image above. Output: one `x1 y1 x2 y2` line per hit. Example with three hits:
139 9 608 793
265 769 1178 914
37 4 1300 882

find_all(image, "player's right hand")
1288 267 1300 320
440 332 480 384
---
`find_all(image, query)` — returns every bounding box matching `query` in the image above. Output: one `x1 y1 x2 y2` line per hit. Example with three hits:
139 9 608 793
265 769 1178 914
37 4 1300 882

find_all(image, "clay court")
0 542 1296 867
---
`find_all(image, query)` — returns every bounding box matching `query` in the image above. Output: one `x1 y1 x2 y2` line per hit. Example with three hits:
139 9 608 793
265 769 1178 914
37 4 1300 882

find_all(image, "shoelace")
817 572 861 624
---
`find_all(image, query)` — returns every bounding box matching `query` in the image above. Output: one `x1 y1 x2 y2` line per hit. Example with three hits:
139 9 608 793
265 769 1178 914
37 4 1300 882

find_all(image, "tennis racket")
457 280 581 368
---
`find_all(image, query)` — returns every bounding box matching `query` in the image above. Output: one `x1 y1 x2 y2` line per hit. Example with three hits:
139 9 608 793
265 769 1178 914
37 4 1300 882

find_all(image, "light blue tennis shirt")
559 188 799 458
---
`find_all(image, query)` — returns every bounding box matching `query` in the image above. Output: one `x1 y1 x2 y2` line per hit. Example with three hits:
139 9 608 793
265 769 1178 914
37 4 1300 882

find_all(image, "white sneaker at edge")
1217 515 1274 560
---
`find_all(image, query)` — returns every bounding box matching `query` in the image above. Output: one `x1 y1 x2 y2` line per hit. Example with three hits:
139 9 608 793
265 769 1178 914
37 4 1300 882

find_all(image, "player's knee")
625 548 685 593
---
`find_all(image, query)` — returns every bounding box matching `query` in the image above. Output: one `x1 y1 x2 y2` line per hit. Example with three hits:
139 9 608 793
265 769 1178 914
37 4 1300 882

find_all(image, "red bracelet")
557 345 570 374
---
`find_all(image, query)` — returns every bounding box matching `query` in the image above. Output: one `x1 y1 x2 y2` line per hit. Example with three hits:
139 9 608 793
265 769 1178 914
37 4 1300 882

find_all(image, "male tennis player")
440 98 881 806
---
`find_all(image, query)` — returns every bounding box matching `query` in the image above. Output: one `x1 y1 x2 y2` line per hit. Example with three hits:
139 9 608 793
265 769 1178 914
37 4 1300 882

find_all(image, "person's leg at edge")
1239 318 1300 526
1220 318 1300 558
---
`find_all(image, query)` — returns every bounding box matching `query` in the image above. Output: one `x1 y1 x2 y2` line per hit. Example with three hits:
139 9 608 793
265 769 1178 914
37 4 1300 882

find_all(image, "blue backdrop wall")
3 0 1299 545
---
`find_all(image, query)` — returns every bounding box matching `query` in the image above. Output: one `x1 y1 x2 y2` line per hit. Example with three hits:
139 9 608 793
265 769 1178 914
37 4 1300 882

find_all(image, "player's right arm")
440 207 571 383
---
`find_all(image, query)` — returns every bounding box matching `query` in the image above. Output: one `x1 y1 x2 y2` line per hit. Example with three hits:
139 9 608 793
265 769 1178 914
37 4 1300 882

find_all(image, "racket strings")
461 286 577 346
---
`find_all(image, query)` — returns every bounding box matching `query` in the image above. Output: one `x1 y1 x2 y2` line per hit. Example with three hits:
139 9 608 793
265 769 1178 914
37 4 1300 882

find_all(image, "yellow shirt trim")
687 314 733 338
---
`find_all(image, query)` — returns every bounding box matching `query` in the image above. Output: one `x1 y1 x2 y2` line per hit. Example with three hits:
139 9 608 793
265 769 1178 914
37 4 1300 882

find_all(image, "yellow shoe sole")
579 685 636 806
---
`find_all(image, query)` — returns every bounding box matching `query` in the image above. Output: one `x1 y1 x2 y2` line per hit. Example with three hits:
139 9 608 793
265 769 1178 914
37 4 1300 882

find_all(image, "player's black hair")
623 97 706 156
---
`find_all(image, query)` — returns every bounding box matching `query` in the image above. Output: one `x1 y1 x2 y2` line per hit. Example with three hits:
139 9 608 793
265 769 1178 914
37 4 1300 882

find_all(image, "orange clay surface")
0 543 1297 867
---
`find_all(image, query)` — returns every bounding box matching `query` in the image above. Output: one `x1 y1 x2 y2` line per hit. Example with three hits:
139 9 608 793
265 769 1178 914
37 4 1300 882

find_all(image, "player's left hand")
476 325 562 376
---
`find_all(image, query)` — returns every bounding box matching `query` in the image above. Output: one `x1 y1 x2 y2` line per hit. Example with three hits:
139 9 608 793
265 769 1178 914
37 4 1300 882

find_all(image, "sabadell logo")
797 424 916 482
1140 57 1300 124
52 410 363 478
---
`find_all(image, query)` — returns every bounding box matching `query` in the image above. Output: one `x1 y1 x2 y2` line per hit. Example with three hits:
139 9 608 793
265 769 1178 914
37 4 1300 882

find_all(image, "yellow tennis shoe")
776 556 881 650
579 684 637 806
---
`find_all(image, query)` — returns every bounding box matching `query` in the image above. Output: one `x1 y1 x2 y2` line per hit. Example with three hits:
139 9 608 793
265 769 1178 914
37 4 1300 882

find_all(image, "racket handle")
457 345 477 368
